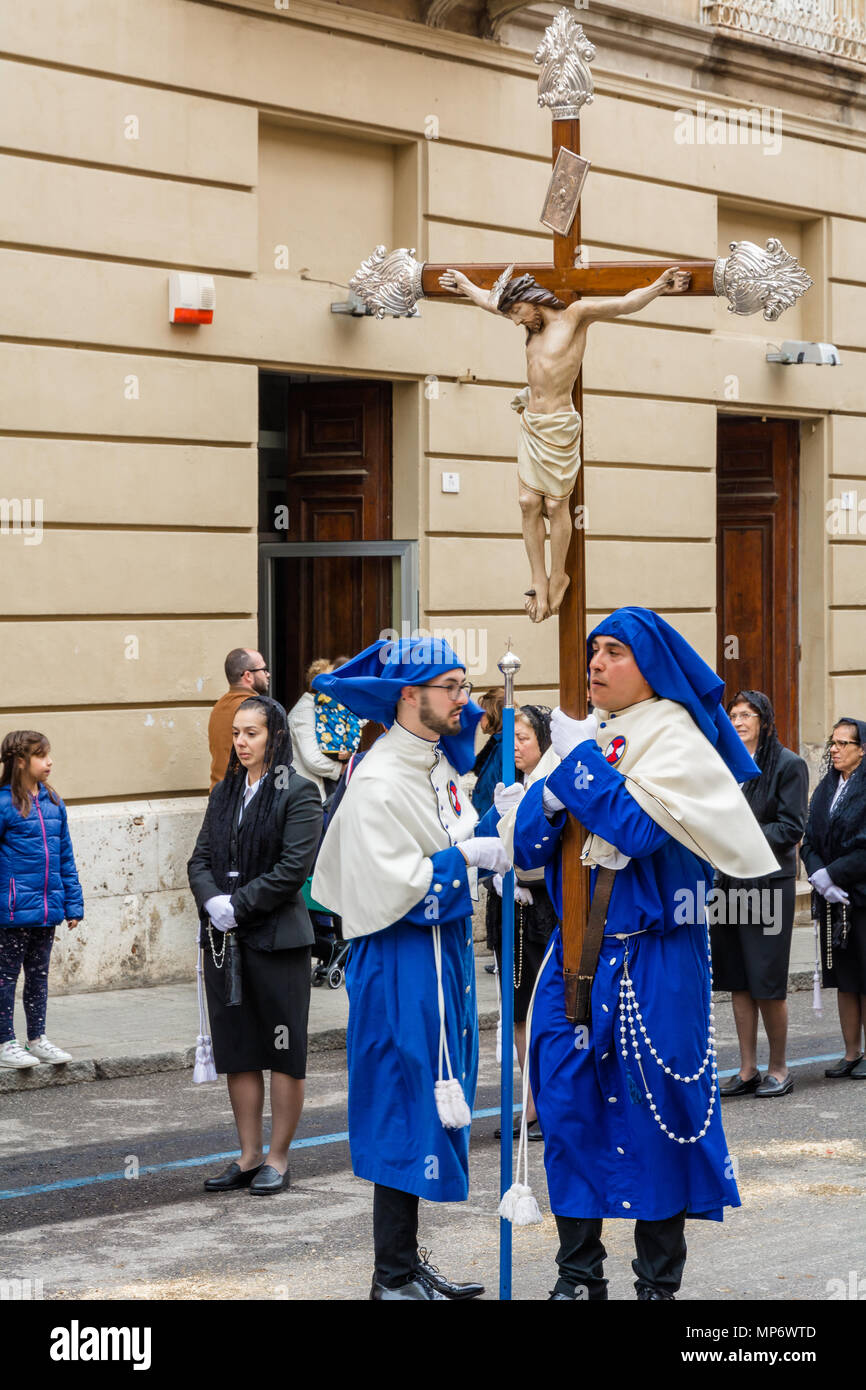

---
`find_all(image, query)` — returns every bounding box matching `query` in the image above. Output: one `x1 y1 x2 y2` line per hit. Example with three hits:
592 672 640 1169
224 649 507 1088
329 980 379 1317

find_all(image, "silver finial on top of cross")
535 7 596 120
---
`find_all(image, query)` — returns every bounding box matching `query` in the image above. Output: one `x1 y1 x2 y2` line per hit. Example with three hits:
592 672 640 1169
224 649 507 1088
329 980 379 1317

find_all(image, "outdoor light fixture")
766 340 841 365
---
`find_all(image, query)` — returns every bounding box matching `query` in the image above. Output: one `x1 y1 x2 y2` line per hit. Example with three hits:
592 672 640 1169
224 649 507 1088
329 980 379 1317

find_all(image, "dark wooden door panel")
716 417 799 749
273 380 393 709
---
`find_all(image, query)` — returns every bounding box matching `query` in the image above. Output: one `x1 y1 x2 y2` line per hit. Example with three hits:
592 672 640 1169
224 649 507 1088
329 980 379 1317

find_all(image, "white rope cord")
618 927 717 1145
512 937 557 1191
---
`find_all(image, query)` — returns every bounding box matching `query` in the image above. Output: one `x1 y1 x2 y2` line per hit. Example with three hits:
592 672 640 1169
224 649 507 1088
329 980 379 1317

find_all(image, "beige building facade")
1 0 864 990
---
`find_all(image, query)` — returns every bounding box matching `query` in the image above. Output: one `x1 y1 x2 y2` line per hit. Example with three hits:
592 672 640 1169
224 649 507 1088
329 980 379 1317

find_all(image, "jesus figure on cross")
439 264 692 623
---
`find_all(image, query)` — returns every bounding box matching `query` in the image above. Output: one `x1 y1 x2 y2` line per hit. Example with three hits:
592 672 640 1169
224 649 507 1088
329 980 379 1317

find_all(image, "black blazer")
752 745 810 879
801 774 866 908
188 771 323 951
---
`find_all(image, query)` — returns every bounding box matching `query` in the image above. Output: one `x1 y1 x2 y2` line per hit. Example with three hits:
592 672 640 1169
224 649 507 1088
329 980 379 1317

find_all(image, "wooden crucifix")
349 6 812 1023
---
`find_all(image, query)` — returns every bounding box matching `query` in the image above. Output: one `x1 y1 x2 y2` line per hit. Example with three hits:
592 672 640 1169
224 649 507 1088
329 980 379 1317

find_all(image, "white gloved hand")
824 883 850 905
460 836 512 876
550 707 599 761
492 873 533 906
204 894 237 932
808 868 832 897
493 781 525 816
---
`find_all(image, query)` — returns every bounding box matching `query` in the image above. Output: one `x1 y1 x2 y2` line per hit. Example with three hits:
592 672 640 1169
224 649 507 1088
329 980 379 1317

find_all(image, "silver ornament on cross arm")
348 245 425 319
713 238 813 322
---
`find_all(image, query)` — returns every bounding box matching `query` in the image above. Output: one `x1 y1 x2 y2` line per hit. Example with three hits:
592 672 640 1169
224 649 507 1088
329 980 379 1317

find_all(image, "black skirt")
820 903 866 994
710 876 796 1000
487 881 559 1024
203 934 311 1077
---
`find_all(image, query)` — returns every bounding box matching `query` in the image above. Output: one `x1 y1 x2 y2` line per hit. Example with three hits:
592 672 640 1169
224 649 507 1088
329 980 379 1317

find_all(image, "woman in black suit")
188 695 323 1193
801 717 866 1081
712 691 808 1098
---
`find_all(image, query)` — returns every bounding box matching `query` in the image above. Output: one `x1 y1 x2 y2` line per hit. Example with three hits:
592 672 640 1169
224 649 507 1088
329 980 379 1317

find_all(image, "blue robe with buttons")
514 740 741 1223
345 806 498 1203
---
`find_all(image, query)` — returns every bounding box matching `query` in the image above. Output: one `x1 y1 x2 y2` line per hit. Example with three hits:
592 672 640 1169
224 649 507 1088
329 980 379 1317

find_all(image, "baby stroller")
304 879 349 990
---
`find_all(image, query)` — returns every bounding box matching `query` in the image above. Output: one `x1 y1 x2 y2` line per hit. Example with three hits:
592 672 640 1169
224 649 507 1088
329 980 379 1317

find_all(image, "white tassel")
812 919 823 1016
499 1182 543 1226
435 1077 472 1130
193 1033 218 1084
499 938 556 1226
193 946 218 1084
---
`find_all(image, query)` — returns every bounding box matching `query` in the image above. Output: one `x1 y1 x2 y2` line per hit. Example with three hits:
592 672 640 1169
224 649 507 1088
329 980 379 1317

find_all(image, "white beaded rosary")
618 931 717 1145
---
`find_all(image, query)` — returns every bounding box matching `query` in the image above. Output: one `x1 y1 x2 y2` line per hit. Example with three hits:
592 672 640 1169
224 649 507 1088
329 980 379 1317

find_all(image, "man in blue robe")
512 607 778 1300
312 637 511 1301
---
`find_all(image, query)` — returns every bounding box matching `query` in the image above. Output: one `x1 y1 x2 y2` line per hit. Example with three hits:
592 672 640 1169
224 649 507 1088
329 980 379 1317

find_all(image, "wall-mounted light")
766 340 840 365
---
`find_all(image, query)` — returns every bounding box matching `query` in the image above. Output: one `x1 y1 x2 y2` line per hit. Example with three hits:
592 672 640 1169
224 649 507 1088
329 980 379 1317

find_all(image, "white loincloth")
511 386 582 500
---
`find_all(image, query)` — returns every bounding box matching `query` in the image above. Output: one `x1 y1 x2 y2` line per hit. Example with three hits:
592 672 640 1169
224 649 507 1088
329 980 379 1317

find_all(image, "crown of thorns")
496 274 566 314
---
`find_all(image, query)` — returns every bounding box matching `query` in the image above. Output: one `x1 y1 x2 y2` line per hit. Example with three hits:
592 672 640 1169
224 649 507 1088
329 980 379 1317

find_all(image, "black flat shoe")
755 1074 794 1097
203 1160 264 1192
825 1055 863 1078
527 1120 544 1142
719 1071 762 1097
370 1277 447 1301
249 1163 290 1194
416 1248 484 1300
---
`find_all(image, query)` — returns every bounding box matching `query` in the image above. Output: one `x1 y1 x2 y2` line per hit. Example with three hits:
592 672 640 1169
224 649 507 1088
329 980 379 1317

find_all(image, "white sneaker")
25 1036 73 1064
0 1039 41 1069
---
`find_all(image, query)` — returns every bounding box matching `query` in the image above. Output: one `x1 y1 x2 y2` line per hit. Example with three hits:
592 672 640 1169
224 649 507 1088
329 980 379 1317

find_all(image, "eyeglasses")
730 712 759 721
829 739 859 749
425 681 473 702
247 666 269 674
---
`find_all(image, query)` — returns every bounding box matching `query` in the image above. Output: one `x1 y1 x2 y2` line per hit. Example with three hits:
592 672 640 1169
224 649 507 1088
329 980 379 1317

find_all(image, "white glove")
550 707 599 761
460 836 512 876
493 781 525 815
808 868 831 897
491 873 534 907
824 883 850 905
204 894 237 932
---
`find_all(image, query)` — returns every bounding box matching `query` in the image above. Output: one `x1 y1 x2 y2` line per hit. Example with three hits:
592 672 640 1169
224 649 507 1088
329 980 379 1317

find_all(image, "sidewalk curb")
0 1008 502 1093
1 975 818 1094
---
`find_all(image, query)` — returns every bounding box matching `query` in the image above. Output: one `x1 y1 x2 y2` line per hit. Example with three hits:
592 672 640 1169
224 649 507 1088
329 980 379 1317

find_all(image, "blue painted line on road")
0 1056 845 1202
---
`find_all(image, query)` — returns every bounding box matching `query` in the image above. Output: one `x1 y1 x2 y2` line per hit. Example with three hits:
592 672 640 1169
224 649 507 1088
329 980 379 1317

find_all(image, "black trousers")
553 1211 687 1299
373 1184 420 1288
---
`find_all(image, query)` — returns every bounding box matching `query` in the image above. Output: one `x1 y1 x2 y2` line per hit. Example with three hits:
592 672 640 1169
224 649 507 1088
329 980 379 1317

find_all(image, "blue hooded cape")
587 607 760 785
312 637 483 774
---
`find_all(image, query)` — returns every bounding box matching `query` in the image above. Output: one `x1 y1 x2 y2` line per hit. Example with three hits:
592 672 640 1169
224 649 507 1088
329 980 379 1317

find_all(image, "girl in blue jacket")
0 731 84 1069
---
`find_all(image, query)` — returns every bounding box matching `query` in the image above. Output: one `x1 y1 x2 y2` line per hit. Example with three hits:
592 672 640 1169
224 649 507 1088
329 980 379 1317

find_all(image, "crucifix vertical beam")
550 110 591 1021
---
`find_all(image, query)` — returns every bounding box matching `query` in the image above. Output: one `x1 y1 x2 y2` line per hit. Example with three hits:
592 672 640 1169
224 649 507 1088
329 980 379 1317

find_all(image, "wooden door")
274 380 393 708
716 416 799 749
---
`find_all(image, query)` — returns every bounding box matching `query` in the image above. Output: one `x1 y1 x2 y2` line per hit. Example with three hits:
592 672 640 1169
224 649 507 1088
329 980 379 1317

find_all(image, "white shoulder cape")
311 721 479 939
584 697 780 879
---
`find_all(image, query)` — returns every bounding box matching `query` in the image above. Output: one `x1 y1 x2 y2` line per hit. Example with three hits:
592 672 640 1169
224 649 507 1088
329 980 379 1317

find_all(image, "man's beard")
418 691 460 739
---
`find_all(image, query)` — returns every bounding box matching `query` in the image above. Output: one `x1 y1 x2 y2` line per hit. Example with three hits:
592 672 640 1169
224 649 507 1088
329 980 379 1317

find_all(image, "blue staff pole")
497 646 521 1302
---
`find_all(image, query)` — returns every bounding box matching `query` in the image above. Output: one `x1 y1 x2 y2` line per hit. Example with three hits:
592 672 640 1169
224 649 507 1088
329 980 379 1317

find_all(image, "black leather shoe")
415 1248 484 1300
203 1160 264 1192
370 1277 448 1301
825 1055 863 1078
755 1073 793 1097
851 1059 866 1079
636 1286 675 1300
249 1163 290 1195
719 1071 762 1097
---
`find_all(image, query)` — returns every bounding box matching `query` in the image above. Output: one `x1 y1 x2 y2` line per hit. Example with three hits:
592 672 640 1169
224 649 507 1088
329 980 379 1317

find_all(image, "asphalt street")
1 989 864 1303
